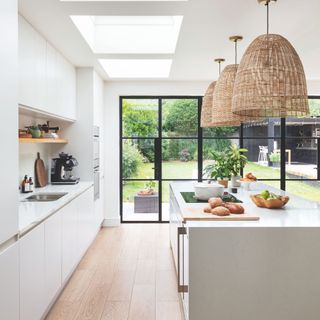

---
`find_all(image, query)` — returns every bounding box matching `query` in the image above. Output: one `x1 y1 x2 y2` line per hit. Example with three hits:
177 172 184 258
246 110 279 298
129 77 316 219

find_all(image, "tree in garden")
122 100 158 137
163 99 198 136
122 100 157 162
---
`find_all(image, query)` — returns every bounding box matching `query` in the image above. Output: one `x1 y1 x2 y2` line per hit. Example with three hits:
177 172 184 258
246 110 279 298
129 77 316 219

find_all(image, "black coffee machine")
51 152 80 185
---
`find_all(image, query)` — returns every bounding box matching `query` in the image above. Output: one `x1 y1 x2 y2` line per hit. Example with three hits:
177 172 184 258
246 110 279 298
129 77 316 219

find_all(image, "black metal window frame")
120 95 320 223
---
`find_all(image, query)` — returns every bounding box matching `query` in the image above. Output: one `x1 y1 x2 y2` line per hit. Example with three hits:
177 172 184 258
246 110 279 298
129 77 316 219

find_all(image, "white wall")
103 80 208 226
307 80 320 96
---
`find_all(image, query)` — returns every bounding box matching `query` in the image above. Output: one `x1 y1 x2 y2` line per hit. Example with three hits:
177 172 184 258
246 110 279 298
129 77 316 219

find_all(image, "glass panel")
286 117 320 137
308 98 320 117
122 99 158 137
122 139 155 179
161 181 170 222
122 181 159 221
162 99 198 137
286 181 320 202
203 126 239 138
259 180 281 189
286 138 317 180
243 139 281 180
162 139 198 179
243 119 281 137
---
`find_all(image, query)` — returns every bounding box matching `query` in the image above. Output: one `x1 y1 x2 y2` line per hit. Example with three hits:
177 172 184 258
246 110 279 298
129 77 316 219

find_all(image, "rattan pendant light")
211 36 246 127
200 58 225 127
232 0 309 118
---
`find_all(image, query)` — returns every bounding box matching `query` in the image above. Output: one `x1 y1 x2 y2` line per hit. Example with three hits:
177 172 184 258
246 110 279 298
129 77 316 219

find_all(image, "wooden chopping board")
181 208 260 222
35 152 48 187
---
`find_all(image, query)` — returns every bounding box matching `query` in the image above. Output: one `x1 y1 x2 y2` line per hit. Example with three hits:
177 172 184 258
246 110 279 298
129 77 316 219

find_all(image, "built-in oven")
93 126 100 200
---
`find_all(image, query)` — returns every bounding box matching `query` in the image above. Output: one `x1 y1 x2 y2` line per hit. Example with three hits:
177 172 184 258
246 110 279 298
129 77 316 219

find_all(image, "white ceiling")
18 0 320 81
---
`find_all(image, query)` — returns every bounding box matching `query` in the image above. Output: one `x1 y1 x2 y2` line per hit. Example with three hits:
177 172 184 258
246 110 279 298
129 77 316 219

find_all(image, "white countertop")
170 181 320 228
19 181 93 235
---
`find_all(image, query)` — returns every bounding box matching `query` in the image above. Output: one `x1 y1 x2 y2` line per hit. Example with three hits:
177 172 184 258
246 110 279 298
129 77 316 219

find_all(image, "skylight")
98 59 172 78
70 16 183 54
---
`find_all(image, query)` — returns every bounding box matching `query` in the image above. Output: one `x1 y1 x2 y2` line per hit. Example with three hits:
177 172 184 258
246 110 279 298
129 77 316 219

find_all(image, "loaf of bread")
203 206 212 213
208 197 223 208
211 206 230 216
223 203 245 214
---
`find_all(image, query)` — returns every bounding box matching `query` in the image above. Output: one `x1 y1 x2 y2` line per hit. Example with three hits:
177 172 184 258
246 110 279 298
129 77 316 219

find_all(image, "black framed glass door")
120 96 320 222
120 97 202 223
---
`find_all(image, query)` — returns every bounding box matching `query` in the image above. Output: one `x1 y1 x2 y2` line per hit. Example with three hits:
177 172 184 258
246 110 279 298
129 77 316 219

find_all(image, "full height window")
120 96 320 223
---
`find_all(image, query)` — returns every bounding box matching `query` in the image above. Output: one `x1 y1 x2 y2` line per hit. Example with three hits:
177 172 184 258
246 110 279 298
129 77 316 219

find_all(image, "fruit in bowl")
250 190 289 209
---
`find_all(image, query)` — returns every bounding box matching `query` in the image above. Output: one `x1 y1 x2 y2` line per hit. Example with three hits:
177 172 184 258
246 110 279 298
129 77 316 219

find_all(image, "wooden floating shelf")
19 138 68 144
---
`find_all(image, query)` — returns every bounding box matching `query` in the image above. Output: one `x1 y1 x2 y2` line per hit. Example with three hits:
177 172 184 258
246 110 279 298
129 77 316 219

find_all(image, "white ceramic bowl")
194 182 224 200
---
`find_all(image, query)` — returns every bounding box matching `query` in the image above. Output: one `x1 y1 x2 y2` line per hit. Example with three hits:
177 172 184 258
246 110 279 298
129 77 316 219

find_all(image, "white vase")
230 175 241 188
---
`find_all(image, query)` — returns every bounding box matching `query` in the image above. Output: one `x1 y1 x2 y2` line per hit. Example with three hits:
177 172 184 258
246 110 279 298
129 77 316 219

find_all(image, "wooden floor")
46 224 184 320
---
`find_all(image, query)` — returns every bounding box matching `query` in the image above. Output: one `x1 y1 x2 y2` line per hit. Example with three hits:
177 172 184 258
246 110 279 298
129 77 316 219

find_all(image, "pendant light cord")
266 0 270 35
235 40 238 65
219 61 221 75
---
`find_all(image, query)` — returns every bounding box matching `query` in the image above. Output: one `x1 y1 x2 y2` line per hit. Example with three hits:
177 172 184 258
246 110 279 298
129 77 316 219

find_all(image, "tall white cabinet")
0 0 18 244
18 15 76 120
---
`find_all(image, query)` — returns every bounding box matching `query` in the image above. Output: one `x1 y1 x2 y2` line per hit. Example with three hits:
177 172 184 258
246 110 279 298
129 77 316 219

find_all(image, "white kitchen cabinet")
0 243 19 320
0 0 18 244
77 187 95 258
60 54 77 120
18 15 46 111
20 224 46 320
46 42 58 115
61 199 78 282
94 178 104 229
19 15 76 120
44 211 62 307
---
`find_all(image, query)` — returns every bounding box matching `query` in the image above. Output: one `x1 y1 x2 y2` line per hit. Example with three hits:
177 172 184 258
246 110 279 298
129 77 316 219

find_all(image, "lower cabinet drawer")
20 224 46 320
0 242 19 320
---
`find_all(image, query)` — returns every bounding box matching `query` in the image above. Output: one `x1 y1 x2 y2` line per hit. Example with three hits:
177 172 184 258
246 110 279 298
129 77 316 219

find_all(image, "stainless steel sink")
24 192 68 202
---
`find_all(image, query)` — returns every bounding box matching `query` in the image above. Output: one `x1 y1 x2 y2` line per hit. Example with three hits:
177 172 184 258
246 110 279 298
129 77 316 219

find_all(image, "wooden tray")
181 208 260 222
250 195 289 209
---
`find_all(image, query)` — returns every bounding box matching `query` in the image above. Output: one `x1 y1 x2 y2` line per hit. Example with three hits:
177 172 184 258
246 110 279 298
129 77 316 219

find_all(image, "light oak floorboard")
46 224 183 320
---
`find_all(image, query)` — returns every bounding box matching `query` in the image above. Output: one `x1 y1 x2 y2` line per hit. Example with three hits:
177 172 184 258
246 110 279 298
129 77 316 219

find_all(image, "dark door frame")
120 96 203 223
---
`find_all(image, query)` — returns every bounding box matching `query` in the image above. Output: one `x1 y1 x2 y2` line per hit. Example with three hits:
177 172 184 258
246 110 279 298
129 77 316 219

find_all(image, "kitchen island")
170 182 320 320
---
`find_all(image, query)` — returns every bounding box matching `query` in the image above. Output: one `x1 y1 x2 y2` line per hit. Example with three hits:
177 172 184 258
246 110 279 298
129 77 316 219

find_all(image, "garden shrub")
122 141 144 179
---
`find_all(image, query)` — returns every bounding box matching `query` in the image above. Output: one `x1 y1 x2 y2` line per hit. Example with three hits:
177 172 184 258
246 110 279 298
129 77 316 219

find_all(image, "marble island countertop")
19 181 93 235
170 181 320 228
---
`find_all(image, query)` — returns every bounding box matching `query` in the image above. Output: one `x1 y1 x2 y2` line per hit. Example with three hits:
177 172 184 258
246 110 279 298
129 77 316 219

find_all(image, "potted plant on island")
269 151 280 168
227 144 248 188
203 150 231 188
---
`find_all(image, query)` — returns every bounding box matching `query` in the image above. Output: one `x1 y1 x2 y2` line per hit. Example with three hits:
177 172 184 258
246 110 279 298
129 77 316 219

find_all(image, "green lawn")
123 161 320 203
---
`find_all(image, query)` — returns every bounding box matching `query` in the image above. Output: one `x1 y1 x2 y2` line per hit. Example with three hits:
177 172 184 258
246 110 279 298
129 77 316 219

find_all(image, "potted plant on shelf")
203 150 231 188
269 151 280 168
227 144 248 188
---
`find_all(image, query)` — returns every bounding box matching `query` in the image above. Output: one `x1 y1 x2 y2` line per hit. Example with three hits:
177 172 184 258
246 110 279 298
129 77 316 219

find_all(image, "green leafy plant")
145 181 156 190
203 150 232 180
227 144 248 176
269 151 280 162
